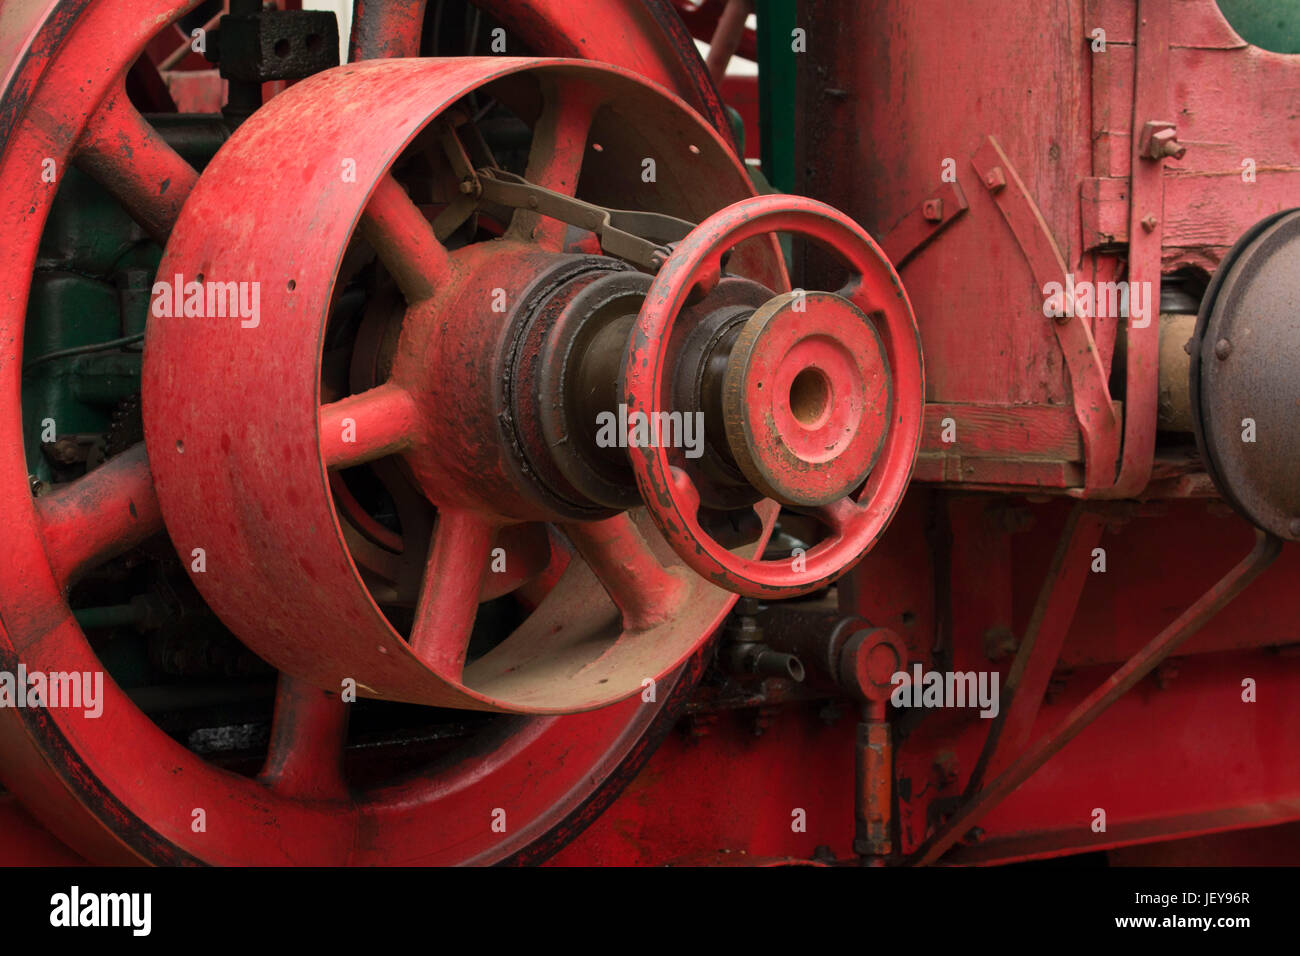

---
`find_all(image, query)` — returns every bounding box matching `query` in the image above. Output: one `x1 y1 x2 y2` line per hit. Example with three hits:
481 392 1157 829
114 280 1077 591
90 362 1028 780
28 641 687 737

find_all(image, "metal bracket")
1103 0 1171 499
970 136 1121 493
207 8 340 83
880 181 969 269
910 527 1281 865
1138 119 1185 161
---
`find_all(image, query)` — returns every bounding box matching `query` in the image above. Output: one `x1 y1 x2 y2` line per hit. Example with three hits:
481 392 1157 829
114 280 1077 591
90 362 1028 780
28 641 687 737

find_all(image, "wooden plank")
920 403 1084 461
1080 176 1130 247
913 455 1085 489
1087 0 1137 46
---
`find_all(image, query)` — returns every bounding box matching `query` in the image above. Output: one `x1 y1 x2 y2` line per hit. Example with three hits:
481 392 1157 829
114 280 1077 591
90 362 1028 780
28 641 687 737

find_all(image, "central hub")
394 242 781 522
789 366 833 428
722 290 892 506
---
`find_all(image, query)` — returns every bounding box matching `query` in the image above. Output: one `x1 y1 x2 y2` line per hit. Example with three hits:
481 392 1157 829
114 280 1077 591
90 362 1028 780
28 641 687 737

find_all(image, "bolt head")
1214 338 1232 360
983 167 1007 192
1289 518 1300 538
1151 129 1186 159
922 198 943 222
1140 122 1185 161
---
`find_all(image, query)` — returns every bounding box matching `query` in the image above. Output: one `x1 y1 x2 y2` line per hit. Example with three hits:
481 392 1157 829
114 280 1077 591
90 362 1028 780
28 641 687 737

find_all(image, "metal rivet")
1214 338 1232 360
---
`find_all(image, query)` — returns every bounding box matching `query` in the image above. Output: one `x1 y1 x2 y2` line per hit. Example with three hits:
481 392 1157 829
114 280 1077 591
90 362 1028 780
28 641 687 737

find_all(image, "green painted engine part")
756 0 796 195
22 115 228 484
1217 0 1300 54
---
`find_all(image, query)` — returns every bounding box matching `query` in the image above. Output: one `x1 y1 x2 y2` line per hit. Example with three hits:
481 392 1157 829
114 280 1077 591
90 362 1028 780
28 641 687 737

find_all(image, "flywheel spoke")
36 444 164 588
360 173 453 303
74 83 198 244
259 674 350 802
319 382 421 469
348 0 428 61
408 509 494 678
507 80 603 249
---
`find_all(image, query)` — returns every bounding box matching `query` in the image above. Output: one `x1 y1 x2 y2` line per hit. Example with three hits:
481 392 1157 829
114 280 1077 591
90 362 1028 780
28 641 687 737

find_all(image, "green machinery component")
22 116 228 486
756 0 796 196
1217 0 1300 54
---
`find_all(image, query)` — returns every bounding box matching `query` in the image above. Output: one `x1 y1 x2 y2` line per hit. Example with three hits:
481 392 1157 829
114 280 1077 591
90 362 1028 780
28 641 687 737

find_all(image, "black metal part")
506 258 635 519
760 602 871 690
210 7 340 84
724 643 806 680
1190 208 1300 541
720 598 807 681
671 277 771 510
510 260 772 515
535 268 649 510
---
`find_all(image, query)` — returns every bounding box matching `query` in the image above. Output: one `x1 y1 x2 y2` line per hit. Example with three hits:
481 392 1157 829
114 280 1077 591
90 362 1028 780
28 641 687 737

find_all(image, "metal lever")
475 167 696 272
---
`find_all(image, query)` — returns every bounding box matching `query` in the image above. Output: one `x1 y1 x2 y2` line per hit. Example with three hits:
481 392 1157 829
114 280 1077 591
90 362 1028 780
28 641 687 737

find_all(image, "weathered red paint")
142 57 780 713
2 0 1300 871
0 0 775 865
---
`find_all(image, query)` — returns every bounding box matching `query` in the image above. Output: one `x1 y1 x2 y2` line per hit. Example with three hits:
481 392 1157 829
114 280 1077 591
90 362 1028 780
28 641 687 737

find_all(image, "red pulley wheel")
625 195 924 598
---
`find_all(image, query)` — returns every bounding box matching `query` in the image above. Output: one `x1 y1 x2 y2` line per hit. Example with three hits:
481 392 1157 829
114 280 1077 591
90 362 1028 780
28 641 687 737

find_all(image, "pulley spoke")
36 444 163 588
481 523 554 601
508 80 603 248
259 674 350 802
348 0 428 61
319 382 421 469
564 513 686 632
409 509 495 677
359 173 453 303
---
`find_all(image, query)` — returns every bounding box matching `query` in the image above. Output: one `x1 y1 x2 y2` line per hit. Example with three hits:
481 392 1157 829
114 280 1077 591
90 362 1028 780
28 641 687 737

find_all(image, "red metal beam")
911 528 1282 865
